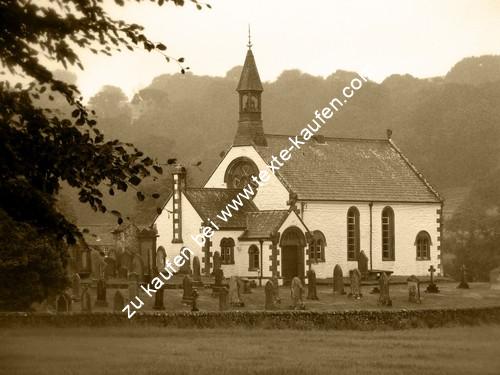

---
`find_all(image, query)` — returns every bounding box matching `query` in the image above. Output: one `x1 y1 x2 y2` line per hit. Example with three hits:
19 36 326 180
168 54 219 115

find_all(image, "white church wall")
301 201 441 278
203 146 289 210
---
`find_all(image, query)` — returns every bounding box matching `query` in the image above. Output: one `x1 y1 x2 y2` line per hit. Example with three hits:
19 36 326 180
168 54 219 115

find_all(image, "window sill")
416 258 431 261
248 268 259 272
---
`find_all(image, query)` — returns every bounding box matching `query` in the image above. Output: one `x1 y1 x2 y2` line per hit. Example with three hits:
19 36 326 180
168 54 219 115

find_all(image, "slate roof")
254 134 441 203
184 188 258 229
236 48 263 92
239 210 290 240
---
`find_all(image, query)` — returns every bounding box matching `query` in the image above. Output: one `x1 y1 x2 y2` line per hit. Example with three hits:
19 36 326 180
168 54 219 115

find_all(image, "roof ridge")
262 133 389 142
186 187 243 192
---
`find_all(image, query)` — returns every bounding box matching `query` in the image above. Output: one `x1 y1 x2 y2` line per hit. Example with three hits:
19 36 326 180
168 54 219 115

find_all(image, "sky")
66 0 500 99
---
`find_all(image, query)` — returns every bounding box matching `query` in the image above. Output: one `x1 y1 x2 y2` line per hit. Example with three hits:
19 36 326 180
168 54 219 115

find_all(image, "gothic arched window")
415 231 431 260
309 230 326 263
347 207 360 261
382 207 395 261
220 237 235 265
248 245 259 271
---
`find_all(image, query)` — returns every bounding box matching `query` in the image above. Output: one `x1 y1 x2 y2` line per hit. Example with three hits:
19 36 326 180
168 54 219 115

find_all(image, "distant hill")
62 55 500 226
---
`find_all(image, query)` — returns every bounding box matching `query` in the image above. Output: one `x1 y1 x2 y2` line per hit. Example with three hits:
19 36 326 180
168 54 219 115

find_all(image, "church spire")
234 30 266 146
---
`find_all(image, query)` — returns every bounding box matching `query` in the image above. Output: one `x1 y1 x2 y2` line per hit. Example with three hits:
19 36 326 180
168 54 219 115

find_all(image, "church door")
280 227 306 284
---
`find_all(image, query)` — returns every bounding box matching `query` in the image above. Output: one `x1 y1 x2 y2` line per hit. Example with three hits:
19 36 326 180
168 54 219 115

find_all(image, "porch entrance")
280 227 306 284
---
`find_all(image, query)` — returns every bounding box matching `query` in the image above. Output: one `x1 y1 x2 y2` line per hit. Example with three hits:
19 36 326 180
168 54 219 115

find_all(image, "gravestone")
127 272 140 300
306 269 319 300
113 290 125 312
191 288 199 312
56 293 71 313
377 272 392 306
95 279 108 307
192 256 202 284
357 251 369 278
81 289 92 313
290 276 306 310
457 264 470 289
271 276 281 304
240 278 252 294
71 273 81 301
182 275 194 304
426 265 440 293
153 287 165 310
212 251 222 274
219 287 229 311
211 268 225 297
348 269 362 299
407 275 422 303
229 276 244 307
333 265 345 295
490 267 500 290
104 258 116 279
265 280 276 310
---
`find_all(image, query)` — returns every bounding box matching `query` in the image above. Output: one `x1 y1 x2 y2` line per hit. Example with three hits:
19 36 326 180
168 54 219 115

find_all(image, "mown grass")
1 325 500 375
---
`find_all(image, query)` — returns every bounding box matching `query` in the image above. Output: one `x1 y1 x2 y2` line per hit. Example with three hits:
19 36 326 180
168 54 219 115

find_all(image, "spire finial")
247 24 252 49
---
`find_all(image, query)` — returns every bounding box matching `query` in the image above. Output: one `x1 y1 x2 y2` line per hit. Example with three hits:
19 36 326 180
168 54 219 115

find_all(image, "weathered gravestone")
377 272 392 307
219 287 229 311
153 287 165 310
71 273 81 301
229 276 244 307
348 269 362 299
113 290 125 312
182 275 194 304
490 267 500 290
104 258 116 280
457 264 470 289
212 268 225 297
81 289 92 313
426 265 440 293
271 276 281 304
357 250 369 279
240 278 252 294
127 272 140 300
333 264 345 295
95 279 108 307
290 276 306 310
56 293 71 313
306 269 319 300
212 251 222 274
265 280 276 310
192 256 202 284
191 288 199 312
407 275 422 303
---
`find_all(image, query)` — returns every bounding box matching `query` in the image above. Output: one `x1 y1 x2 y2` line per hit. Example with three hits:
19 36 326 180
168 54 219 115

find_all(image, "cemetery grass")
1 325 500 375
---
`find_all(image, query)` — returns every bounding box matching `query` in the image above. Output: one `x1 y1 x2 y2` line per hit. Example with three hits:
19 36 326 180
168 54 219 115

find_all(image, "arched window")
382 207 395 261
220 238 235 265
347 207 360 261
309 230 326 263
248 245 259 271
415 231 432 260
156 246 166 270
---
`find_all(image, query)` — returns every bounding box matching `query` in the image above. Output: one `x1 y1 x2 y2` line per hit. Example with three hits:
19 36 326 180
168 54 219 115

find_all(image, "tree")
0 0 208 309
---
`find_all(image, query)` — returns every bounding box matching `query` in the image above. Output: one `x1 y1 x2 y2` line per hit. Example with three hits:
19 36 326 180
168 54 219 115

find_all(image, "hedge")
1 307 500 330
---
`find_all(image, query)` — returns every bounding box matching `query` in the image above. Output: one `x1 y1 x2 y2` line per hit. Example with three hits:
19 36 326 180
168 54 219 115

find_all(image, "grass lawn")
1 325 500 375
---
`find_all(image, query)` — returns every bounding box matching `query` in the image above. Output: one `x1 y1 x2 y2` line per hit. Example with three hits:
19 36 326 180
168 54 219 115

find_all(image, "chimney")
171 164 186 243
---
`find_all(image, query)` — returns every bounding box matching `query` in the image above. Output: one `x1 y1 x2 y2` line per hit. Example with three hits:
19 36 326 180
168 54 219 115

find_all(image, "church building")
154 43 444 283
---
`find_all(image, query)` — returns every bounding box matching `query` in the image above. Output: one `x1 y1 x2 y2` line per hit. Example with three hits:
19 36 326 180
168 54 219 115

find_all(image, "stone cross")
348 269 362 299
377 272 392 306
457 264 470 289
290 276 306 310
333 264 345 295
426 265 440 293
95 279 108 307
153 287 165 310
113 290 125 312
265 280 276 310
306 269 319 300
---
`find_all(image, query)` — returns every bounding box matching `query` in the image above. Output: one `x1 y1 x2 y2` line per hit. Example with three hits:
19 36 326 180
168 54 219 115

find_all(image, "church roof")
239 210 290 240
254 134 441 203
184 188 258 229
236 48 263 92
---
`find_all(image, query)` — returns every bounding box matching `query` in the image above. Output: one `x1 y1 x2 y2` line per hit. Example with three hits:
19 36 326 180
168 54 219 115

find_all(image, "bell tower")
234 29 267 146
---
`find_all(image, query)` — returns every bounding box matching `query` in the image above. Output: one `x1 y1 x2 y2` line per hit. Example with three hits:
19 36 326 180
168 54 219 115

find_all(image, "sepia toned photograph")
1 1 500 374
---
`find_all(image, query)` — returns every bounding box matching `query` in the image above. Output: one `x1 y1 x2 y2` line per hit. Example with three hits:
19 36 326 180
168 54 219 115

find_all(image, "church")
154 43 444 284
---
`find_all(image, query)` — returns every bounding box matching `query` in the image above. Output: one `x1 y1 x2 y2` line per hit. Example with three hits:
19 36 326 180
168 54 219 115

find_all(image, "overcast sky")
70 0 500 99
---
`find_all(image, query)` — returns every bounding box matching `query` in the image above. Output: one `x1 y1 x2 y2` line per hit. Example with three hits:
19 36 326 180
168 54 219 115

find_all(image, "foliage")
0 209 69 311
